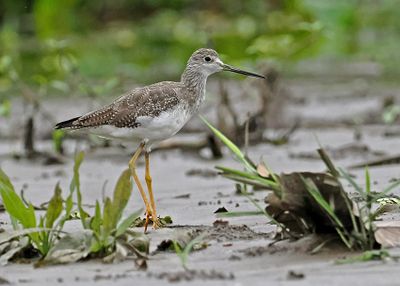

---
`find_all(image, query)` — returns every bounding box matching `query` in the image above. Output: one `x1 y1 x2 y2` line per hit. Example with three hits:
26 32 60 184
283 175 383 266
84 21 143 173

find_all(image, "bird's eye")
204 56 212 62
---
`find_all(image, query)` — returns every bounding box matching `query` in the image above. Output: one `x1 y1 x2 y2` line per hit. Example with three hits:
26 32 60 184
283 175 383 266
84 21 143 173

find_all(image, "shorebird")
55 48 265 231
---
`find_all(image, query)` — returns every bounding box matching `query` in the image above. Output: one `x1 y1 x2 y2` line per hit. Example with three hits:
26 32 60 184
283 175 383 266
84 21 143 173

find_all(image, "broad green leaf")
90 201 102 235
102 197 113 239
115 209 142 237
111 169 132 226
45 183 63 228
201 116 256 172
0 169 36 229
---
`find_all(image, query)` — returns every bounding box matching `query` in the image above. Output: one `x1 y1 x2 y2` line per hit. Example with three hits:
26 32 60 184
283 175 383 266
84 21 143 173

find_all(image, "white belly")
89 105 191 146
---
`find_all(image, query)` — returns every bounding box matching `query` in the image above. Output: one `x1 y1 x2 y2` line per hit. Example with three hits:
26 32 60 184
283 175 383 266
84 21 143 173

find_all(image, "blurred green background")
0 0 399 105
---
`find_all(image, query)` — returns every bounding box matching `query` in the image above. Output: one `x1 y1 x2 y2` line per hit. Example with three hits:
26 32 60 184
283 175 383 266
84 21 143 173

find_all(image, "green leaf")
115 209 142 237
336 250 391 264
182 234 205 259
303 178 344 228
45 183 63 228
375 179 400 199
101 169 133 241
111 169 132 226
317 148 339 177
0 169 36 229
69 151 84 193
216 210 264 217
52 129 65 154
90 201 102 235
70 152 88 228
339 168 365 199
0 99 11 117
201 116 256 172
102 197 113 239
173 234 206 269
365 167 371 197
216 166 279 191
303 177 352 249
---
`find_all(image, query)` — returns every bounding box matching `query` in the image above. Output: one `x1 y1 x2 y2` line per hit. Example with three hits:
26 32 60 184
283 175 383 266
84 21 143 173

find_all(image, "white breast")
89 104 191 146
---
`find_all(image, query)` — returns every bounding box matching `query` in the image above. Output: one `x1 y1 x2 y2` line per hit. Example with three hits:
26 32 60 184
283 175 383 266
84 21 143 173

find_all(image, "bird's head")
187 48 265 79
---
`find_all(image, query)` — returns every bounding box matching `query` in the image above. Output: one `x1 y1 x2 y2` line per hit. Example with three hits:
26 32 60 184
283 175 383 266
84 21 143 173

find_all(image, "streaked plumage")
55 48 265 231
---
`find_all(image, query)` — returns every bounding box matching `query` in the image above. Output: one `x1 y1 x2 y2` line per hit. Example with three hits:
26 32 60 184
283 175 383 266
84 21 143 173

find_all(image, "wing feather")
56 83 181 130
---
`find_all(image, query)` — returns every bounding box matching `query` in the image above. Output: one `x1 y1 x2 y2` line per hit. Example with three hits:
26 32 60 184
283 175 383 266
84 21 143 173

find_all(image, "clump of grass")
203 117 400 252
0 152 147 265
0 169 70 259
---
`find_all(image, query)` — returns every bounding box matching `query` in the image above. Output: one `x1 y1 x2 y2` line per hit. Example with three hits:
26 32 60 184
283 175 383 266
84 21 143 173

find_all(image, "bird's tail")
54 116 81 129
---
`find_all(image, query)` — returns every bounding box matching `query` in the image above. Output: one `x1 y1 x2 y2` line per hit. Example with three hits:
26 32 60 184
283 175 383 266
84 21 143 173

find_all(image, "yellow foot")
152 216 162 230
143 210 163 232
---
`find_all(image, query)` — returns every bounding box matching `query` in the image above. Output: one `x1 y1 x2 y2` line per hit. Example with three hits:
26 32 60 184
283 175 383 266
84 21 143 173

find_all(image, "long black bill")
222 64 265 79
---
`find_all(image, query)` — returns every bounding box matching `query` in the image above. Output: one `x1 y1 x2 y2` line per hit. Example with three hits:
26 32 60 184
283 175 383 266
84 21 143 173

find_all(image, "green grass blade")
70 152 89 228
201 116 256 172
317 148 339 177
374 179 400 199
365 167 371 197
340 191 360 236
217 211 264 217
116 209 142 237
182 234 206 266
302 178 344 228
216 166 279 190
339 168 365 199
302 177 352 248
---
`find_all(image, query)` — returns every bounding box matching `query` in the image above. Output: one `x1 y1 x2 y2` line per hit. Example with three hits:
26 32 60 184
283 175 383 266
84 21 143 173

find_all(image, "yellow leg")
145 151 161 229
128 142 152 232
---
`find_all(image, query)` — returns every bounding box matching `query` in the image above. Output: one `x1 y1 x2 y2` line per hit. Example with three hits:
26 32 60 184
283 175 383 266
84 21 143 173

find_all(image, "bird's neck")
181 66 208 91
181 66 208 113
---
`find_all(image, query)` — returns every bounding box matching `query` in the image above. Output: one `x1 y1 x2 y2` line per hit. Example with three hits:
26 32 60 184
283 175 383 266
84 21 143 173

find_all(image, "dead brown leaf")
374 221 400 248
265 172 352 235
257 162 270 178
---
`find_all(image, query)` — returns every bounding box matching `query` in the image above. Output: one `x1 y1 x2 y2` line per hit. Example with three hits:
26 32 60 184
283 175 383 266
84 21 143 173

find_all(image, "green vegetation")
0 152 147 265
203 117 400 253
172 234 206 270
1 0 400 104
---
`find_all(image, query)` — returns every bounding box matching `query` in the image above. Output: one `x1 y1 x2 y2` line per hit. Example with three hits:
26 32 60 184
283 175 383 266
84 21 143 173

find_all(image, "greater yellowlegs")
55 48 265 231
